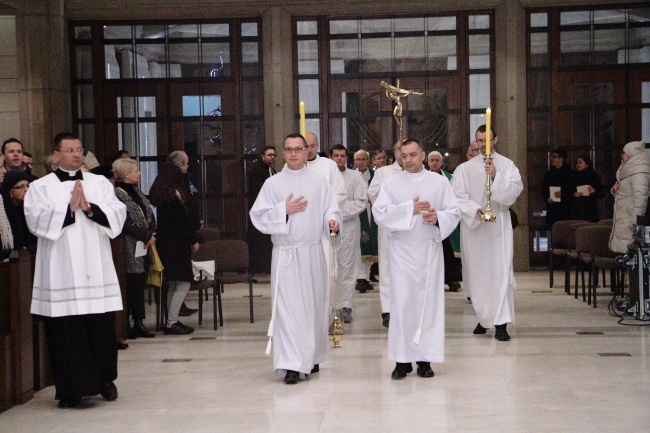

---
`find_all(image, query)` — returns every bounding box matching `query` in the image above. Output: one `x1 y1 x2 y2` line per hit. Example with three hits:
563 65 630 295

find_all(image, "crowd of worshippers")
2 130 646 406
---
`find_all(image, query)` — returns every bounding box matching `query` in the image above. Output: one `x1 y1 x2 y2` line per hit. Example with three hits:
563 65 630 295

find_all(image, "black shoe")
133 319 155 338
58 397 82 408
100 381 118 401
179 302 198 317
495 324 511 341
127 326 137 340
284 370 299 384
355 280 368 293
117 341 129 350
382 313 390 328
416 362 434 378
310 364 319 374
448 282 461 292
391 362 413 380
473 323 488 335
164 321 194 335
369 263 379 282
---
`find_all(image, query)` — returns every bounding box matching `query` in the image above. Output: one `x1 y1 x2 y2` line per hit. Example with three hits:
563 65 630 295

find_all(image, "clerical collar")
54 168 83 182
338 166 345 172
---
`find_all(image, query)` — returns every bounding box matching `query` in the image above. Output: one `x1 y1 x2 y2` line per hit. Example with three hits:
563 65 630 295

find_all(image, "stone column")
15 0 70 177
495 0 529 271
262 6 294 166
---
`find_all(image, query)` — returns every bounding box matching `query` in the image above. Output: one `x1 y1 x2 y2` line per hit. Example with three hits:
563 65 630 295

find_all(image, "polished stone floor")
2 270 650 432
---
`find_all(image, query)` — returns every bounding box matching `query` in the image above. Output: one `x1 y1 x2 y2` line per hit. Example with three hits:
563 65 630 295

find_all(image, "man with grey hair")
353 149 376 292
45 153 59 174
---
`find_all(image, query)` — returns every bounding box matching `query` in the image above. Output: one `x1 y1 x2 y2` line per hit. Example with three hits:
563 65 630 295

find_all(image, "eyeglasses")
60 148 84 155
283 147 305 154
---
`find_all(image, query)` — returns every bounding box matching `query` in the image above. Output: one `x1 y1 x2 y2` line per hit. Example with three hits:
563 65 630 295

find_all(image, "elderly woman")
2 170 37 255
609 141 650 253
113 158 156 338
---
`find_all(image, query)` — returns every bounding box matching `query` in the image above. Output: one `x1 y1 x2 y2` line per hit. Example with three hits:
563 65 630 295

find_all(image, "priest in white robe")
451 125 523 342
329 145 368 323
367 140 403 328
373 139 460 380
250 133 341 385
24 132 127 407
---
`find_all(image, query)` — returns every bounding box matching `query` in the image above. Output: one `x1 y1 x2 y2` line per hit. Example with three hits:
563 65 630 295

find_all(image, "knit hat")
622 141 645 158
1 170 30 192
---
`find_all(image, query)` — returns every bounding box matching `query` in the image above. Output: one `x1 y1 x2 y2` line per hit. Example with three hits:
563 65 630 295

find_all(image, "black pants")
126 272 147 320
43 312 118 400
442 237 462 284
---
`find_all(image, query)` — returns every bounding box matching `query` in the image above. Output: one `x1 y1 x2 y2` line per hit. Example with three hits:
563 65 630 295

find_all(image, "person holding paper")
541 148 573 227
373 139 460 380
113 158 157 339
569 154 604 222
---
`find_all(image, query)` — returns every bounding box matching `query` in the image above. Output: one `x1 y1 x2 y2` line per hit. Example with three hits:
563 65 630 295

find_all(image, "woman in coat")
149 151 201 335
113 158 157 338
2 170 37 254
0 158 13 261
609 141 650 253
568 154 604 222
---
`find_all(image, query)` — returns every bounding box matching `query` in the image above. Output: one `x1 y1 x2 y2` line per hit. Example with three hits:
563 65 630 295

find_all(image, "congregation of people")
1 128 648 405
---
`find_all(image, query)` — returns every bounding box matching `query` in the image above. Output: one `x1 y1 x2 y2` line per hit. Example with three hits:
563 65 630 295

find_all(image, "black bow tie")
54 169 83 182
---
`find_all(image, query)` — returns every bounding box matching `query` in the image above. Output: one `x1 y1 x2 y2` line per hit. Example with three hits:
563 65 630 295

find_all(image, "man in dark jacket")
247 146 276 274
541 148 573 227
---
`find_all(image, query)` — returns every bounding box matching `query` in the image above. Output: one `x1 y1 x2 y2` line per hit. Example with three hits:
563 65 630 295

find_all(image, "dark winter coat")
541 164 573 226
568 167 604 222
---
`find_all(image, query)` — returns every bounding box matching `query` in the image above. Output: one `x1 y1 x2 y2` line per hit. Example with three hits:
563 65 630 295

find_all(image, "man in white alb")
373 139 460 379
250 133 341 385
451 125 523 341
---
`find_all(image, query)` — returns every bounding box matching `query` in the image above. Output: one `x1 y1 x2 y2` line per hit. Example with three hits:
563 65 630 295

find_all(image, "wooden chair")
590 225 621 309
574 225 596 303
549 220 587 290
597 219 613 226
565 222 593 295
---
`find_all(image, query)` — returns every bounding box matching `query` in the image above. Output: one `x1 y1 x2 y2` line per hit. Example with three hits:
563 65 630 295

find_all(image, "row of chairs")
154 228 255 331
549 219 621 308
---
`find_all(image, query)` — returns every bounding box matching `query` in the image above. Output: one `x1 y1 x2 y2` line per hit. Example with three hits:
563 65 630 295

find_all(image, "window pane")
74 85 94 118
528 71 550 108
299 79 319 113
427 16 456 31
560 30 591 66
242 42 259 76
528 113 550 148
361 38 392 73
74 45 92 79
105 45 133 79
241 22 257 37
104 26 132 39
134 44 166 78
330 39 359 74
594 9 626 24
594 28 625 65
167 24 198 38
202 42 231 77
394 18 425 32
561 11 590 26
469 15 489 30
427 35 456 71
202 23 229 37
242 81 263 115
394 36 425 72
530 13 548 28
330 20 357 34
298 40 318 74
630 7 650 23
469 73 490 109
361 19 391 33
643 81 650 142
138 25 165 39
77 123 95 153
169 43 199 77
530 32 548 67
469 34 490 69
629 27 650 63
74 26 91 39
297 21 317 36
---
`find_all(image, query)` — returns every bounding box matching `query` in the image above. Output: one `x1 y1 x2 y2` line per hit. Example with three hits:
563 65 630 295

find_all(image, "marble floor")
2 270 650 432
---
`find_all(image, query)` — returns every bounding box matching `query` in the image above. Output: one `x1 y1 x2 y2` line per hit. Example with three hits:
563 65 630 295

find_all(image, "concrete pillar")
15 0 70 177
262 7 294 165
495 0 529 271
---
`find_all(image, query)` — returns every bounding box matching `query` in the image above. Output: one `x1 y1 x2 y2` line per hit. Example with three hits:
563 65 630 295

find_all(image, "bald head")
354 149 370 172
305 132 319 160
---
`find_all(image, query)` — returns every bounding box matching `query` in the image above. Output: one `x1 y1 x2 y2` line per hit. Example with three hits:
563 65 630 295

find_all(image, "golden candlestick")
380 80 423 142
481 155 497 223
329 314 345 348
